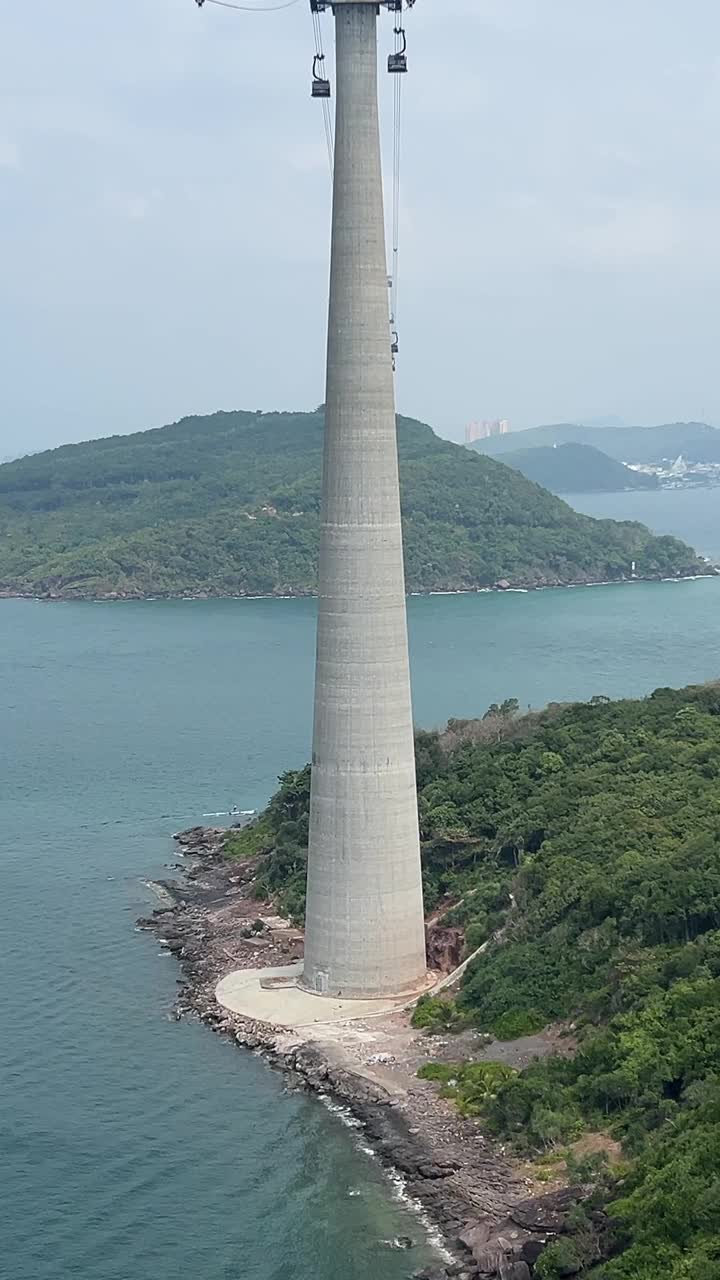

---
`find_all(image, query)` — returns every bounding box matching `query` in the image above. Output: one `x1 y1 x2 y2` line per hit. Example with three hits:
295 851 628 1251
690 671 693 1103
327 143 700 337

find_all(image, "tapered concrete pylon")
301 1 427 999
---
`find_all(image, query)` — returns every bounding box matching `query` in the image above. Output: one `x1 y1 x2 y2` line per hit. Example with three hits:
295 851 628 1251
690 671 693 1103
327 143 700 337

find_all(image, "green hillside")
0 409 706 599
496 443 658 494
471 421 720 465
233 681 720 1278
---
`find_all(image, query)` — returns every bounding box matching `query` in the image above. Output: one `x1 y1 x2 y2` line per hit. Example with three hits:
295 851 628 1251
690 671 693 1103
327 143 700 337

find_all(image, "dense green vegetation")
417 1060 517 1114
471 421 720 465
496 443 658 494
0 409 705 598
233 682 720 1277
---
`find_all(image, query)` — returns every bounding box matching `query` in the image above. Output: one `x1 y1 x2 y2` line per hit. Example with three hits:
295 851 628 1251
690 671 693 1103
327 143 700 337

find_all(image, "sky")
2 0 720 457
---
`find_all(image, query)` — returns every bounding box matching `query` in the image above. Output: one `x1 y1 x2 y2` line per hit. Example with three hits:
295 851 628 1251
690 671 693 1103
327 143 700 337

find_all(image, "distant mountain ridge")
0 409 707 599
470 421 720 464
495 443 658 495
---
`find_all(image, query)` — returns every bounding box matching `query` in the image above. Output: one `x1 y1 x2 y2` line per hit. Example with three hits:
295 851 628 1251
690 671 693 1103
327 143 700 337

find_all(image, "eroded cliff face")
426 924 465 975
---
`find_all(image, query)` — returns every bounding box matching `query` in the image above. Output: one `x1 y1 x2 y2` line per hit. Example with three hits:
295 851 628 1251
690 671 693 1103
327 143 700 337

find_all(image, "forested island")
0 409 708 599
225 681 720 1279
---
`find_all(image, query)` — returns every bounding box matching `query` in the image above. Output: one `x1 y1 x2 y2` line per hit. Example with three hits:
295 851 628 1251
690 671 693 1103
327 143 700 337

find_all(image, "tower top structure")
312 2 405 10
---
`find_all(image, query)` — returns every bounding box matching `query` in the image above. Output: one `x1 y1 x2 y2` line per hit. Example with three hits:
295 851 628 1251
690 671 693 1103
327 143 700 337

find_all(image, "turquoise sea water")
2 577 720 1279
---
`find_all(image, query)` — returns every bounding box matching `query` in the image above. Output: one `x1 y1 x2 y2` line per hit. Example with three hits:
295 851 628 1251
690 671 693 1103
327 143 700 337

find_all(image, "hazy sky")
2 0 720 456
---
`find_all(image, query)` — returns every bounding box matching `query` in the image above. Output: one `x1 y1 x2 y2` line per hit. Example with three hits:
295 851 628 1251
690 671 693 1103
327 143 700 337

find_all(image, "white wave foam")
317 1093 456 1263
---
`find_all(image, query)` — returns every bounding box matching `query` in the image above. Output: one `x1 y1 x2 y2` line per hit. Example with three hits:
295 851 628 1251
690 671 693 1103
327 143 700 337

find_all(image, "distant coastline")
566 480 720 495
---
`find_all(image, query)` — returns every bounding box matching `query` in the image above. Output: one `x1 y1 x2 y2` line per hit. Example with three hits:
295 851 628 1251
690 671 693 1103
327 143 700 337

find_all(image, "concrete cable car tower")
302 0 427 999
196 0 427 1002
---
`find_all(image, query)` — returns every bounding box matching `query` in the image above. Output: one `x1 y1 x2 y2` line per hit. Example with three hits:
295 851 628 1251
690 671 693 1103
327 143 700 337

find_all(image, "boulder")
519 1240 545 1268
418 1162 457 1180
499 1265 531 1280
173 825 226 855
473 1249 505 1276
412 1269 471 1280
458 1220 493 1254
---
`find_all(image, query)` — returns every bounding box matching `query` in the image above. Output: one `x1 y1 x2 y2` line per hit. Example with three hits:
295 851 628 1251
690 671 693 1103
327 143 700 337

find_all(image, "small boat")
201 806 256 821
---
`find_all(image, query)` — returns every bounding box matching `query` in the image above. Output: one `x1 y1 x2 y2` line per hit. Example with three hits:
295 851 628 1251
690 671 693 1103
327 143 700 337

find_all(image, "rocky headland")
138 827 608 1280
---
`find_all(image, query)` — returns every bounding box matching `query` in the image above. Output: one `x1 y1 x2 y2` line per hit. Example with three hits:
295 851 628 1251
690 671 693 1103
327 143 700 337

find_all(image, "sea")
564 485 720 560
1 486 719 1280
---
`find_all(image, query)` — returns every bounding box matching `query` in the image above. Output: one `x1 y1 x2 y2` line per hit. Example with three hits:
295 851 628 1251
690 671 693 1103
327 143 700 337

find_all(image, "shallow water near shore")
2 578 720 1279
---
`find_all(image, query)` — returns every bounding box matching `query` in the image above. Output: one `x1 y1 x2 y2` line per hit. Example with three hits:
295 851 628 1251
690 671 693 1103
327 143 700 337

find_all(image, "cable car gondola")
311 54 331 99
388 28 407 74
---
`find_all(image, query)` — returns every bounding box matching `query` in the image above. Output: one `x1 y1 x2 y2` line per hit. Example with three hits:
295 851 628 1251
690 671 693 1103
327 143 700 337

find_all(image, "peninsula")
141 681 720 1280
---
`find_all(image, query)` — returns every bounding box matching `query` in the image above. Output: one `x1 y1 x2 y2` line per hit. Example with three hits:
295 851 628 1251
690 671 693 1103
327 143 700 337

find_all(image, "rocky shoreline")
138 827 606 1280
2 565 717 603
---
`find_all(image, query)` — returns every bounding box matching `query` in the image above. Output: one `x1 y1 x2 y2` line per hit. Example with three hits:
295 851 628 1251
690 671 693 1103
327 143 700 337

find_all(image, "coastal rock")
413 1267 470 1280
174 825 214 844
383 1235 414 1250
473 1249 506 1276
459 1220 493 1253
498 1264 530 1280
418 1162 457 1180
519 1240 545 1267
509 1186 588 1234
173 825 228 857
471 1256 528 1279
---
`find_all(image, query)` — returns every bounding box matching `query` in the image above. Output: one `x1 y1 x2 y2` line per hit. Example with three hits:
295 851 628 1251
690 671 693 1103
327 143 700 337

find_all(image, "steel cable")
200 0 302 12
390 17 403 335
311 7 334 177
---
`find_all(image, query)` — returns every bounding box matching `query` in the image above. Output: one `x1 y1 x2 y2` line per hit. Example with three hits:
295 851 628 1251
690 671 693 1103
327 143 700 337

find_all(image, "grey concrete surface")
215 964 416 1027
302 2 427 999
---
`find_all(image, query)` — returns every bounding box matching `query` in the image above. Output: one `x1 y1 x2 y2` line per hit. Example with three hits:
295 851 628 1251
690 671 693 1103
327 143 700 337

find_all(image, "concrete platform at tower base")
215 963 433 1028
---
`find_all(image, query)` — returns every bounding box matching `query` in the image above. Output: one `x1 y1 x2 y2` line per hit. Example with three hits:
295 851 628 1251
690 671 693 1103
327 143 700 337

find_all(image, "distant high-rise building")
465 419 512 444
